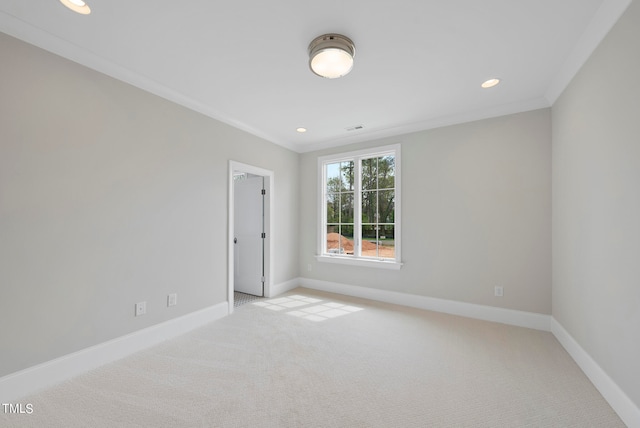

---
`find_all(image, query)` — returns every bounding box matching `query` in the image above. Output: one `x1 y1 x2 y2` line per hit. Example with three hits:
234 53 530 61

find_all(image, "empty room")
1 0 638 426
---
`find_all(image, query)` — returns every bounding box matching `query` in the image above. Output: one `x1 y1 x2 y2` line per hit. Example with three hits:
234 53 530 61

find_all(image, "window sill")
315 255 403 270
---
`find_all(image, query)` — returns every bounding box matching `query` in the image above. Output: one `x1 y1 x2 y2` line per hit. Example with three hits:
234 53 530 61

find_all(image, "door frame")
228 160 274 314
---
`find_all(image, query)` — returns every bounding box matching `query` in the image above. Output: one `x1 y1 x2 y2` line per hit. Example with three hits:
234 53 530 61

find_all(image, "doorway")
233 173 264 297
227 161 273 313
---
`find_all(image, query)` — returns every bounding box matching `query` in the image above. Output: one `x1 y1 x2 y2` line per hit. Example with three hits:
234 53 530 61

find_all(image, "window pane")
361 157 377 191
341 192 354 223
326 225 354 255
341 225 354 255
378 190 395 223
362 190 377 223
378 225 395 259
326 163 341 192
361 225 395 259
362 224 377 240
326 225 342 254
327 161 354 192
377 156 395 189
361 225 379 258
326 193 339 223
341 161 354 191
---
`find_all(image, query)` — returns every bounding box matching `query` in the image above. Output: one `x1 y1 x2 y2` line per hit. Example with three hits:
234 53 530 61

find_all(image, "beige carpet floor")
2 288 624 427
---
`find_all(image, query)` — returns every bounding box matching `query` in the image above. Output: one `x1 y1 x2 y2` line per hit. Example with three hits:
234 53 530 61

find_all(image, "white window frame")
316 144 402 270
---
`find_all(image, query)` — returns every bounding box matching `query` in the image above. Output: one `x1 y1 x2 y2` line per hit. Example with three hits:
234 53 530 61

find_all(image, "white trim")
0 302 228 403
2 0 628 155
0 11 298 153
268 278 300 298
545 0 632 104
228 161 275 313
317 144 402 266
297 98 549 153
299 278 551 331
551 318 640 428
317 144 402 166
0 9 547 155
316 255 403 270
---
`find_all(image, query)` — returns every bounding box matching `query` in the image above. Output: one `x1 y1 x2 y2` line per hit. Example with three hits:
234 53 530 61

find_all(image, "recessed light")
481 78 500 89
60 0 91 15
296 127 307 133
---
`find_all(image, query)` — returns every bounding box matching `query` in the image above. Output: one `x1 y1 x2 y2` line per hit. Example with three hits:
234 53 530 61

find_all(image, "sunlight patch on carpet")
253 294 363 321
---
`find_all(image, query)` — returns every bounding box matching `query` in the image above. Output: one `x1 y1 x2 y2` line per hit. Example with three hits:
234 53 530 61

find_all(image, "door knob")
234 238 237 244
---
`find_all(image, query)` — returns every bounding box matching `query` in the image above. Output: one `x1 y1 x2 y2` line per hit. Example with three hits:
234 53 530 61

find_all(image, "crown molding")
545 0 632 104
295 97 550 153
0 12 298 152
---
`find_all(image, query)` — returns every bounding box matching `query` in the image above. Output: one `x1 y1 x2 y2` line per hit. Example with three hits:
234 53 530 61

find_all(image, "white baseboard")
299 278 551 331
0 302 228 403
551 318 640 428
268 277 300 298
298 279 639 425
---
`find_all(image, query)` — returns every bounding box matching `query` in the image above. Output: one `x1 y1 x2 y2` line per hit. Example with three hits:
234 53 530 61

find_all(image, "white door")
234 175 264 296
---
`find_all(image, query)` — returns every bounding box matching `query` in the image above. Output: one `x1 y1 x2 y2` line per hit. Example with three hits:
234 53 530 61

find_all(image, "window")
317 144 402 269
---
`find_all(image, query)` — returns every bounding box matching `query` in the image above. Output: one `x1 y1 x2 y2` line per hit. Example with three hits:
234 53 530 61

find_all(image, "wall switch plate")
494 286 504 297
135 301 146 316
307 263 312 272
168 293 177 307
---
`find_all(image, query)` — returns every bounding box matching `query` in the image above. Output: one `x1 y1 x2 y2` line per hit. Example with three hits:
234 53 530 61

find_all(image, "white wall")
300 109 552 315
0 32 299 378
552 0 640 409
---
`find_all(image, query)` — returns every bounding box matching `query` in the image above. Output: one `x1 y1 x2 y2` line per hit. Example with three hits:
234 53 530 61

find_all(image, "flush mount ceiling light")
60 0 91 14
308 34 355 79
296 127 307 133
481 78 501 89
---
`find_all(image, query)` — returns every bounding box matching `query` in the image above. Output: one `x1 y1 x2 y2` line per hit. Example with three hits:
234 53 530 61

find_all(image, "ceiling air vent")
345 125 364 132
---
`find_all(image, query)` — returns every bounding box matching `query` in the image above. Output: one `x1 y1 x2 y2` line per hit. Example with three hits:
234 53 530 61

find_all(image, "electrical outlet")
135 301 146 316
307 263 312 272
494 286 504 297
168 293 177 307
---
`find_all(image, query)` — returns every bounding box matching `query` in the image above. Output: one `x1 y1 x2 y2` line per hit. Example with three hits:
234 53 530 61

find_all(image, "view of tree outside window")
326 160 354 255
361 155 395 258
324 153 396 260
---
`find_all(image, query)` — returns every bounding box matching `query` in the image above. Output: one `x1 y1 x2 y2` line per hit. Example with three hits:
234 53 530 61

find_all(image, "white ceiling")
0 0 631 152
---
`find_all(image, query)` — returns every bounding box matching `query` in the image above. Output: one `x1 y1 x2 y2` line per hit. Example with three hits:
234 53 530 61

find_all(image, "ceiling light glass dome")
308 34 355 79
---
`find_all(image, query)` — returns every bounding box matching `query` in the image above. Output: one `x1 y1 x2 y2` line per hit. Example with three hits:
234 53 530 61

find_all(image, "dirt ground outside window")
326 232 395 258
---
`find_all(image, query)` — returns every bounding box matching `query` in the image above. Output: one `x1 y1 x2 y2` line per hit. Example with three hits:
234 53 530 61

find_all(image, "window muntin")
319 145 401 267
